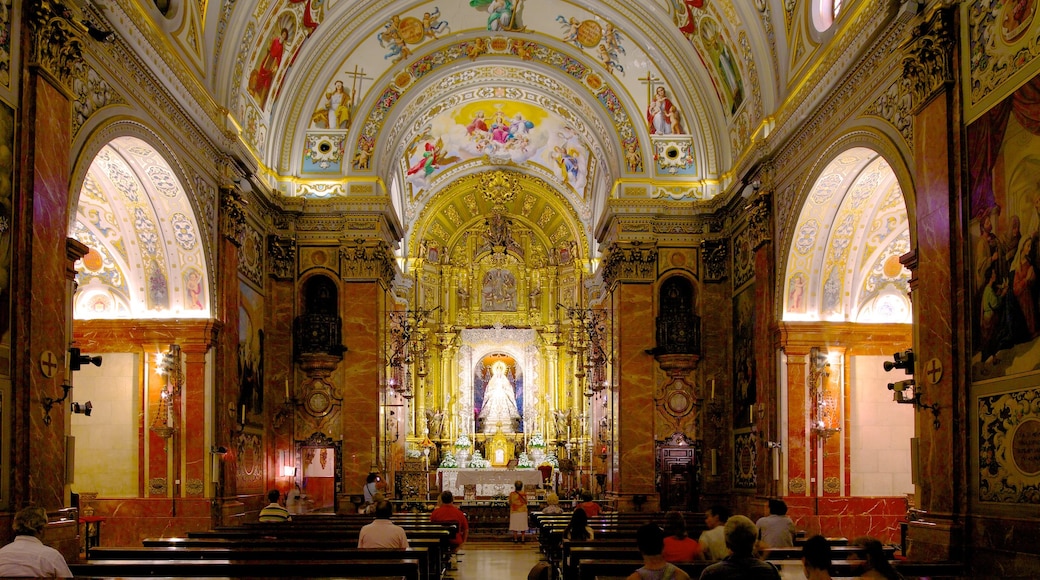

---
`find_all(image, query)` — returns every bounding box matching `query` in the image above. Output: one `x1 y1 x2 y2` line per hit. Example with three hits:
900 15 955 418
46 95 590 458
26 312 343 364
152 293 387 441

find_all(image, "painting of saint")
474 355 523 433
647 86 682 135
249 26 290 109
482 268 517 311
733 288 755 428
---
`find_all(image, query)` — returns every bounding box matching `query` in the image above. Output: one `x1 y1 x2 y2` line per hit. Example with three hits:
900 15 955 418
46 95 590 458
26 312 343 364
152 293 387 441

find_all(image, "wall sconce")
42 383 73 426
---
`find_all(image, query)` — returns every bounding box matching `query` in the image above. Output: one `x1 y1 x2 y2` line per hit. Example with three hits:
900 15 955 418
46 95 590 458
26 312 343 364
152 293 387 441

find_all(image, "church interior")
2 0 1039 576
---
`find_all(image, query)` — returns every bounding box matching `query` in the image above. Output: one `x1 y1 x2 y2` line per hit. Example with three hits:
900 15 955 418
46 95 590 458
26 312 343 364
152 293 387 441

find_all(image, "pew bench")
70 557 422 579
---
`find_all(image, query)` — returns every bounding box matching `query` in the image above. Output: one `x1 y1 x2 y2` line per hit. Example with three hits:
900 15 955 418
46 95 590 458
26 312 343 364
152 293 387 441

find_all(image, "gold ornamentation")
482 170 519 209
900 7 954 115
268 235 297 280
338 239 396 283
823 476 841 494
747 192 772 250
701 239 728 282
602 241 657 286
220 188 247 247
788 477 807 494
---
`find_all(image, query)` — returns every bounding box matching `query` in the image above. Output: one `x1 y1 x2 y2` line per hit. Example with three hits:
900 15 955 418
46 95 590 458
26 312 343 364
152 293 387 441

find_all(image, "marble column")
903 6 963 560
613 281 656 507
340 281 385 495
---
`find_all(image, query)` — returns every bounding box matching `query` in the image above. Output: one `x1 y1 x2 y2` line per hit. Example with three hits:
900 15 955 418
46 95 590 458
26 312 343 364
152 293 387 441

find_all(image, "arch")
69 127 212 319
781 141 912 323
655 275 701 356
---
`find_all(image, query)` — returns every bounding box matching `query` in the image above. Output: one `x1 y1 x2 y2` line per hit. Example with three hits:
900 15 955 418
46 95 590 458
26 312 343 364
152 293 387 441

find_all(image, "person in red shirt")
576 491 601 517
661 511 703 562
430 491 469 568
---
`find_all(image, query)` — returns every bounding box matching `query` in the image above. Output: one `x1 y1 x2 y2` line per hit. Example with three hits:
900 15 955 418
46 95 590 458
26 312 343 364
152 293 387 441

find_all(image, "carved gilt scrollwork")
747 193 772 250
701 239 728 282
338 239 396 284
900 7 953 115
27 0 85 92
602 241 657 287
220 188 247 247
268 235 297 280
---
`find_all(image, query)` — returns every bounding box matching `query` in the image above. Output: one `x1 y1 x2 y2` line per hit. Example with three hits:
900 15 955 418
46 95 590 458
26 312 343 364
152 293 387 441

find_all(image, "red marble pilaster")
783 348 809 497
753 243 777 495
613 281 655 501
216 225 242 509
16 73 73 510
182 347 208 497
339 281 385 499
906 64 964 560
265 276 295 498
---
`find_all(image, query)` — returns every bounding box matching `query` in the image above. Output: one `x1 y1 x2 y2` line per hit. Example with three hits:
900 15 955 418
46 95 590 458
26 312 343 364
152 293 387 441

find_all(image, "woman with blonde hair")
542 492 564 514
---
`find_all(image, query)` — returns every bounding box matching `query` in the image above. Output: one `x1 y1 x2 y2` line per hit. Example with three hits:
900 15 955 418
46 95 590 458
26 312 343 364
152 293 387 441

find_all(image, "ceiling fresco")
221 0 767 227
783 148 911 323
72 137 210 319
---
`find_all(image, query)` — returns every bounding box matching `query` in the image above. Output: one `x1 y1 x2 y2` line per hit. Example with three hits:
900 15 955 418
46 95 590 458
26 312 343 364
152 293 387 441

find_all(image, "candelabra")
150 345 182 443
558 304 612 396
386 306 438 399
809 347 841 441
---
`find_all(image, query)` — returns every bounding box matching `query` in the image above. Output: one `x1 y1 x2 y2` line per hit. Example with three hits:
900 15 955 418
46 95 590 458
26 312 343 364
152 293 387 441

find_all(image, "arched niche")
655 276 701 355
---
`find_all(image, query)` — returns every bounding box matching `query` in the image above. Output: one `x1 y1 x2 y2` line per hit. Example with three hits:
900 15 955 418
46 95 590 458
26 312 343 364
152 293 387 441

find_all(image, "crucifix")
639 73 661 110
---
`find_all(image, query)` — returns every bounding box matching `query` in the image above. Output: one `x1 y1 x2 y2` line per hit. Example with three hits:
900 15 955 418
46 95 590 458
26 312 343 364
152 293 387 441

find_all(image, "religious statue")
426 408 445 439
553 409 571 440
478 361 521 433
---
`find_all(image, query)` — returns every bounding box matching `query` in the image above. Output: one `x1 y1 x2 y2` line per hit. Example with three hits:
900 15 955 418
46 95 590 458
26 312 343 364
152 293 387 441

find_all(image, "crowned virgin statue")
478 361 521 433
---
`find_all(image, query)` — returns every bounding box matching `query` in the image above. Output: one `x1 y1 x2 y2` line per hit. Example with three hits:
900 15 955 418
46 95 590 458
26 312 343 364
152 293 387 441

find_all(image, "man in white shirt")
358 500 409 549
0 506 73 578
698 505 732 560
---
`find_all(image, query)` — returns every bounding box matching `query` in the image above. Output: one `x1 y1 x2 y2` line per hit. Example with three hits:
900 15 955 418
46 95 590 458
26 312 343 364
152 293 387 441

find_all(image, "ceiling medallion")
482 170 518 209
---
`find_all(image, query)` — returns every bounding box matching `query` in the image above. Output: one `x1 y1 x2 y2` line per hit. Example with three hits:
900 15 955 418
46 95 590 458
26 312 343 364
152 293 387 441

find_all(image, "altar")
437 468 544 498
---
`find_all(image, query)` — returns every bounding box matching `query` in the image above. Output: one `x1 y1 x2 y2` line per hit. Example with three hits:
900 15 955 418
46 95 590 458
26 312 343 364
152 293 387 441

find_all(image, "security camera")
211 445 229 455
888 380 915 404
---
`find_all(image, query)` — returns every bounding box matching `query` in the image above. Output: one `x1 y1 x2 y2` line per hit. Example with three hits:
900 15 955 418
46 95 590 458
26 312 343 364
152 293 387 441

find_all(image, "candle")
772 446 780 481
710 449 717 476
239 403 247 425
167 399 173 427
750 405 754 424
710 379 715 400
285 379 290 400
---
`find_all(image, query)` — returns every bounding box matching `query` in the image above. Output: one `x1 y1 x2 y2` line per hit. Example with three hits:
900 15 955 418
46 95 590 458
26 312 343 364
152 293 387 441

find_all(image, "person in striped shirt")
259 489 291 522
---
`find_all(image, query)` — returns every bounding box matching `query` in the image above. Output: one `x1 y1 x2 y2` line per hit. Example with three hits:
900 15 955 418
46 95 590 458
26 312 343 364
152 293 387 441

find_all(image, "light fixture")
149 345 182 442
42 383 73 425
809 347 841 441
69 347 102 371
71 401 92 416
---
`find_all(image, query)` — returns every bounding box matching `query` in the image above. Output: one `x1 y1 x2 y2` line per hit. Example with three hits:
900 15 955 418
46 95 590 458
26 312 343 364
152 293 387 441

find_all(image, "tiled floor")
445 540 544 580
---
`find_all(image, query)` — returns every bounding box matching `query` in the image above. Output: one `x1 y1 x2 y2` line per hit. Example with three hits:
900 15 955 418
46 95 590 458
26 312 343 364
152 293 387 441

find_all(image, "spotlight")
69 347 102 371
211 445 229 455
71 401 92 416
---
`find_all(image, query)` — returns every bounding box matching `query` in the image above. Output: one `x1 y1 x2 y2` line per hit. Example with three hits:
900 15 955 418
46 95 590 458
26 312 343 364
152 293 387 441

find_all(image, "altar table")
437 468 544 498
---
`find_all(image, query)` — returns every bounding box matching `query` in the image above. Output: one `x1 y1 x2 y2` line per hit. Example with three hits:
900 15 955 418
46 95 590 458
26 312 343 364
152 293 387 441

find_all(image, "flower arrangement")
516 452 533 468
453 434 472 450
468 450 490 468
544 451 560 468
528 433 547 449
440 450 458 468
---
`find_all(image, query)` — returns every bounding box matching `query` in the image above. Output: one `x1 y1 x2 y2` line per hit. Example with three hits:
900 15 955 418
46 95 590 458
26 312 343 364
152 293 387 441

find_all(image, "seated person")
801 535 833 580
358 500 409 549
0 506 73 578
699 515 781 579
625 523 692 580
662 510 703 562
564 507 593 540
699 505 731 560
576 491 601 517
756 499 795 548
541 492 564 514
430 491 469 568
258 489 291 522
848 536 904 580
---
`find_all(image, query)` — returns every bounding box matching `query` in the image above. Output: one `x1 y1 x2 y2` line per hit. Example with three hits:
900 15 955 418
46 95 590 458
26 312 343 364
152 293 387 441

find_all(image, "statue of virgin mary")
478 361 521 433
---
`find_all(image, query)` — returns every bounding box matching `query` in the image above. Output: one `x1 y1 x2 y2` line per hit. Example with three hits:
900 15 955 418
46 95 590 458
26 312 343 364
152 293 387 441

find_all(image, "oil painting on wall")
733 287 756 428
968 74 1040 381
238 281 265 425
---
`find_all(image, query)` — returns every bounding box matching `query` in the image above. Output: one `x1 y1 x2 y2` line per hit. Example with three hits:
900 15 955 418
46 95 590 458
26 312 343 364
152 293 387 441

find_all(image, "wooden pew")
87 546 429 579
576 558 710 580
70 557 421 579
140 537 444 580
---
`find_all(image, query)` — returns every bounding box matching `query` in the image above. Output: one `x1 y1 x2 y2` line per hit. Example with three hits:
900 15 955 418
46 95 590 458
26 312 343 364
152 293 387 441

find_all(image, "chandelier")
386 306 438 400
560 303 612 396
